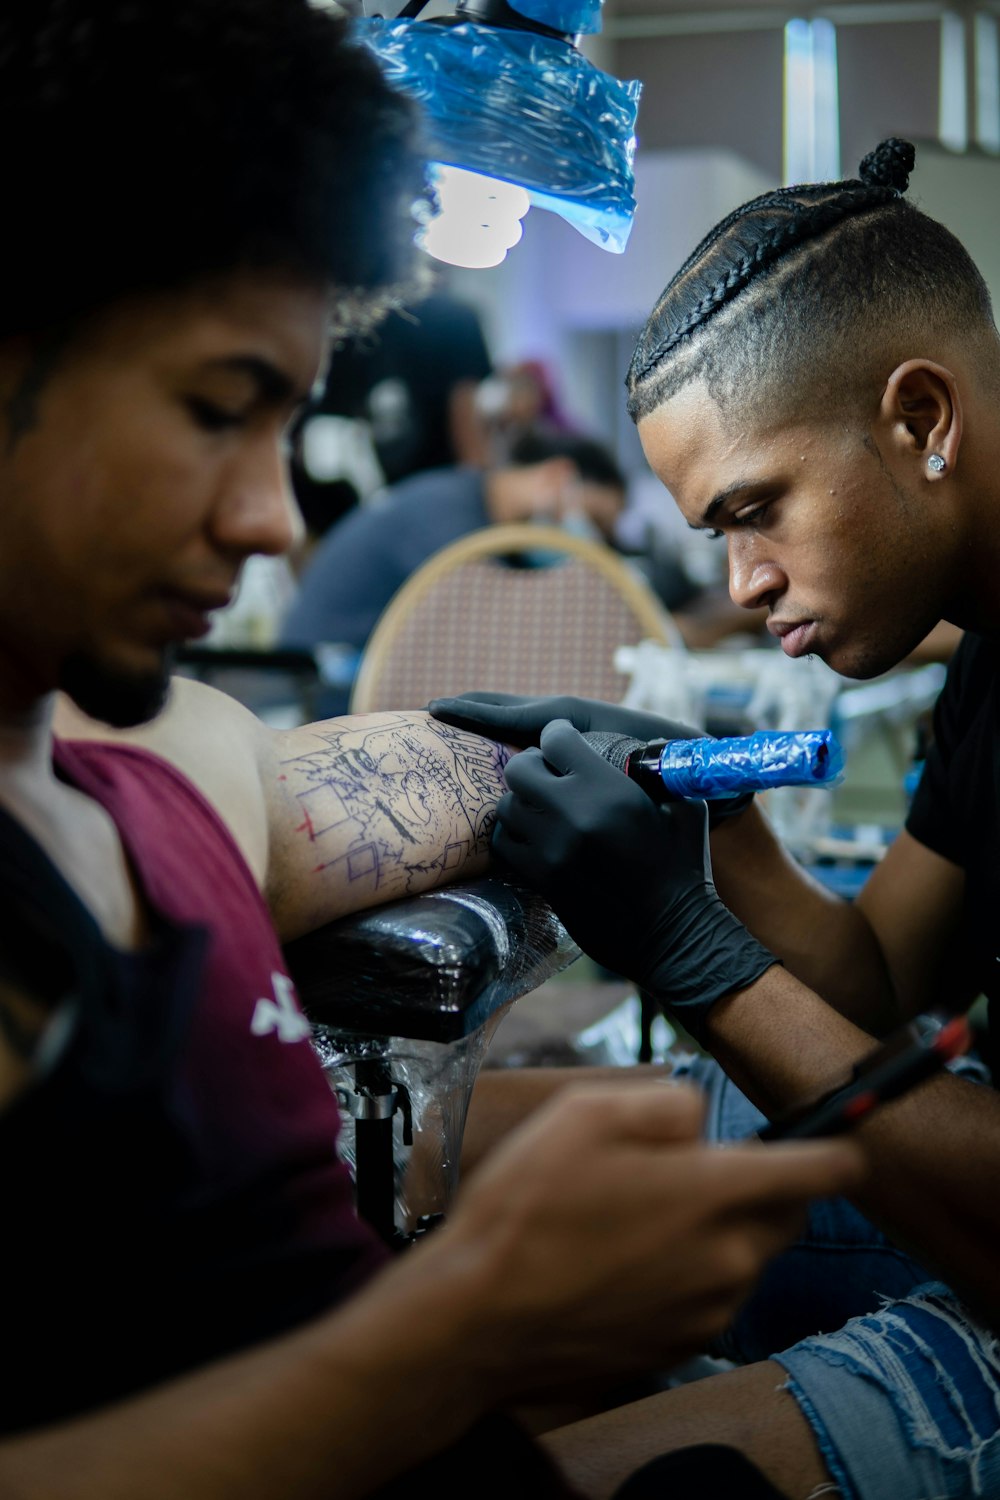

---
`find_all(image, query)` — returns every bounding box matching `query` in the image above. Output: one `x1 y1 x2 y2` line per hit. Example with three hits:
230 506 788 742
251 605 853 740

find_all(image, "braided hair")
626 139 998 425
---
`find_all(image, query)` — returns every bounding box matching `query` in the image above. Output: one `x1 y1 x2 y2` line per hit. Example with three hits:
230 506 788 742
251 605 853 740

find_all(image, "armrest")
284 877 580 1042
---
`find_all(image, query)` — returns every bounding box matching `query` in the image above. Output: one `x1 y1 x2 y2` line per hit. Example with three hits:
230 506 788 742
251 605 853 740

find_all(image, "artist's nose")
728 534 785 611
212 439 304 559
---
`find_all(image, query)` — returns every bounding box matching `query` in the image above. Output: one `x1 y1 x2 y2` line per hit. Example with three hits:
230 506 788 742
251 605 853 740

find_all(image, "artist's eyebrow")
689 478 762 531
201 355 305 406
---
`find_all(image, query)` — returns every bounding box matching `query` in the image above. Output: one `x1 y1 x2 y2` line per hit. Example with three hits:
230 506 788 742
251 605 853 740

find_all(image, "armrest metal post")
352 1057 400 1248
288 877 581 1249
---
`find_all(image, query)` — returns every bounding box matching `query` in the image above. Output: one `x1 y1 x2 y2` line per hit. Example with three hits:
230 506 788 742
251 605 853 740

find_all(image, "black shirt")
906 631 1000 1060
293 292 492 517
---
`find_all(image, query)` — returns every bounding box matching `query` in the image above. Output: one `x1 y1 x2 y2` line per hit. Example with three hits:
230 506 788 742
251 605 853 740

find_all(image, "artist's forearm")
703 969 1000 1325
264 710 511 941
711 803 899 1032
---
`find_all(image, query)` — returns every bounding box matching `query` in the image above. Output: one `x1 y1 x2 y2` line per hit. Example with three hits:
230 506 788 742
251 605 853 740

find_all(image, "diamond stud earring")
928 453 947 474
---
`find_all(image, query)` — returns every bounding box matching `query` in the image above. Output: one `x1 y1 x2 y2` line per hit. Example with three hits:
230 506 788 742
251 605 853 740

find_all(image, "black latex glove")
493 720 779 1042
428 690 754 827
429 689 699 748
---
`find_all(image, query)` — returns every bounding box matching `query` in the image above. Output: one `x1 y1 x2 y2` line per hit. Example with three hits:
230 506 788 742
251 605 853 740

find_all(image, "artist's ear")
879 360 963 477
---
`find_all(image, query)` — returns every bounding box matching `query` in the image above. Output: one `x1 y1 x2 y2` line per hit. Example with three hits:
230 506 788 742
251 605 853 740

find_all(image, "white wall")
447 147 772 437
906 140 1000 314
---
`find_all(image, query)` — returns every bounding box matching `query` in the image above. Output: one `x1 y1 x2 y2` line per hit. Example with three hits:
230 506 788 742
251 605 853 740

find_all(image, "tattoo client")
0 5 861 1497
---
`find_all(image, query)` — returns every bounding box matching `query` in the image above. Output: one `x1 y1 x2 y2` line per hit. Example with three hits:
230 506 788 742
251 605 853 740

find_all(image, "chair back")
349 523 676 712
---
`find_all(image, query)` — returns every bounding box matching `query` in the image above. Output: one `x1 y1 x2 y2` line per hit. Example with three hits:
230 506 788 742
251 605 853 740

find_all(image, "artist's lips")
768 619 819 658
159 589 232 640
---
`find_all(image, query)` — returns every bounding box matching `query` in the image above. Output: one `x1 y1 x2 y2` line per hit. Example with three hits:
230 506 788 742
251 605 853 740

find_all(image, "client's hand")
492 719 777 1038
435 1078 864 1389
428 690 754 826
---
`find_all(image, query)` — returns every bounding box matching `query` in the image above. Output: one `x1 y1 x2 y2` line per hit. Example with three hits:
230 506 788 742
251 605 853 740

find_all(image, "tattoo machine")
582 727 845 803
755 1011 974 1141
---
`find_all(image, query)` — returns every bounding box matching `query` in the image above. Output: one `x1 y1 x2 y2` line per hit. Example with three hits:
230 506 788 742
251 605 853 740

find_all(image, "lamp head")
362 0 601 39
450 0 577 44
354 0 640 267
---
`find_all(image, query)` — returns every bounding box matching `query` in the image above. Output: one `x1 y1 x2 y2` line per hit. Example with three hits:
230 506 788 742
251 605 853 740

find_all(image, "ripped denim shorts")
674 1051 1000 1499
777 1282 1000 1500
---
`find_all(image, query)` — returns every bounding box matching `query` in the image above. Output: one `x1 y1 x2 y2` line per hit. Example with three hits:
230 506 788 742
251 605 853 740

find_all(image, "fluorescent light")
975 12 1000 153
940 10 968 152
420 164 530 268
784 17 840 185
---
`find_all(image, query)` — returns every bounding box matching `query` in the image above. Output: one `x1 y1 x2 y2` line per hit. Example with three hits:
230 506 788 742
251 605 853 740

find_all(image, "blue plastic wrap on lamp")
507 0 604 36
355 15 640 254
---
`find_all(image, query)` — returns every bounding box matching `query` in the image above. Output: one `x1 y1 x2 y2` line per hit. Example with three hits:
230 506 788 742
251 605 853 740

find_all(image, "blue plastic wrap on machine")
657 729 845 801
354 16 641 252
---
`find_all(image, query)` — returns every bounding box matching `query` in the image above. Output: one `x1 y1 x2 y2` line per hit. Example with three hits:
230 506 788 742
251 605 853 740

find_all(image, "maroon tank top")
1 739 387 1432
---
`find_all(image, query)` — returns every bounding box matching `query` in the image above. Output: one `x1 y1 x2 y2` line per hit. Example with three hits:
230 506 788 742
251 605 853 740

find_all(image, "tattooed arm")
54 680 513 943
260 709 512 941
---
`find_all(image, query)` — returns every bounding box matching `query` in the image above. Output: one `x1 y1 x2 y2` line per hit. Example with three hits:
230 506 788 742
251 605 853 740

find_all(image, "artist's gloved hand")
494 720 779 1041
428 690 754 827
430 688 696 748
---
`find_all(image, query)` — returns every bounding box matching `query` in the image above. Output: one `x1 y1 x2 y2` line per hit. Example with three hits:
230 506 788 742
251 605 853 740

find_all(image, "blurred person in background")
278 428 629 713
289 285 494 553
476 356 579 461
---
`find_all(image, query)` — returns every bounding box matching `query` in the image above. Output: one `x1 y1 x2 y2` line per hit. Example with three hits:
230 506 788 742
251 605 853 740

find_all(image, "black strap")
0 797 103 1004
0 798 205 1096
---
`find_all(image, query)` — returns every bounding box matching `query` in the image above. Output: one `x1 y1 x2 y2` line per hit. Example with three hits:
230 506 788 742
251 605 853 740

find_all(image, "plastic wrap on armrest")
284 877 581 1042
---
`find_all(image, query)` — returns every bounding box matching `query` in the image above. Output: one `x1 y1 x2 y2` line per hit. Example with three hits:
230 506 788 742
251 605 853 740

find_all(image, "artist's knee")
463 1063 671 1172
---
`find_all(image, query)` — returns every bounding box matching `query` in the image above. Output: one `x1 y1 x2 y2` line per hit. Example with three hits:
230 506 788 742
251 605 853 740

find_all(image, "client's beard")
59 648 175 729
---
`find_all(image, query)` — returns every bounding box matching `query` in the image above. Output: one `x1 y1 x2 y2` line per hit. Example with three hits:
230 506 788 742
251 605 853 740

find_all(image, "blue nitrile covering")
355 17 641 252
508 0 604 36
657 729 845 801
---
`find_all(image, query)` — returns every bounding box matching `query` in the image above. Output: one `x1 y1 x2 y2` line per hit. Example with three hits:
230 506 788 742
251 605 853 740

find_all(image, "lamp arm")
362 0 577 42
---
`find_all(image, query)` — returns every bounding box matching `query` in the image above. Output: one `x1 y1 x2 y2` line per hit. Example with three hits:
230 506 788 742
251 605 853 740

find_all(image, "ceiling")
349 0 966 24
602 1 958 30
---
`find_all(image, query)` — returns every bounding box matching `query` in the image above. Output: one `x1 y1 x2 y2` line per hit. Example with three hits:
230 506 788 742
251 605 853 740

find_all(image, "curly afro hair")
0 0 435 337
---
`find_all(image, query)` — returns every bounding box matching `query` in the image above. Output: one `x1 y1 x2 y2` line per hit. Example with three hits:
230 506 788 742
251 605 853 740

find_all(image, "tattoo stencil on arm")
278 715 511 897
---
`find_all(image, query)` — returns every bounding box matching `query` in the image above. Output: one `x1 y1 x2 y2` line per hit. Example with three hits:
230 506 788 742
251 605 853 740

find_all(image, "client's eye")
186 397 244 432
